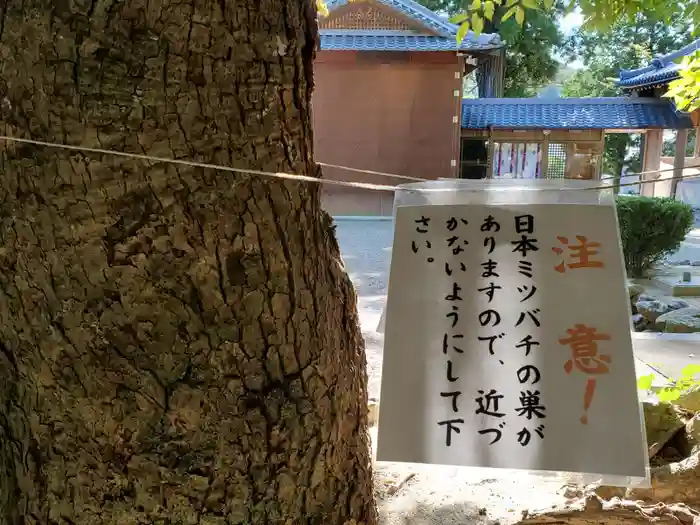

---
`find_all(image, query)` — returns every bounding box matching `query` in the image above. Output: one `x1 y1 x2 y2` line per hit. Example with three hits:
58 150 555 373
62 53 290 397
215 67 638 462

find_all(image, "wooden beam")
540 134 550 179
671 129 688 199
641 129 663 197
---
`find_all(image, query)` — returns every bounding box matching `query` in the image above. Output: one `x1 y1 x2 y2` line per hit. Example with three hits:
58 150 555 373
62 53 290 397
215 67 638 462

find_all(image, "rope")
1 134 699 194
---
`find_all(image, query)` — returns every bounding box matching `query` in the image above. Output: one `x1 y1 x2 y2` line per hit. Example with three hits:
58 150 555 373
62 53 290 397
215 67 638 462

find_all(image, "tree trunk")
0 1 377 524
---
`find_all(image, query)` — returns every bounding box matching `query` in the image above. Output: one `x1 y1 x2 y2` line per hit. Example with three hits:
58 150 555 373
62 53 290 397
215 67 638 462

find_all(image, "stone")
368 399 379 427
677 387 700 413
627 449 700 505
656 307 700 333
643 402 685 457
686 414 700 453
632 314 647 332
628 283 645 314
636 298 689 325
516 497 700 524
628 282 645 299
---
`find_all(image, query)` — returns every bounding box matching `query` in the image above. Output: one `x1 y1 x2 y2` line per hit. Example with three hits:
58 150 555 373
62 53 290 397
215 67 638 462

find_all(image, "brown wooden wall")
313 51 462 216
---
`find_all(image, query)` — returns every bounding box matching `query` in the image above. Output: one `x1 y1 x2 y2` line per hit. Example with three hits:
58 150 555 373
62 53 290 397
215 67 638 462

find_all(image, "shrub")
616 195 694 278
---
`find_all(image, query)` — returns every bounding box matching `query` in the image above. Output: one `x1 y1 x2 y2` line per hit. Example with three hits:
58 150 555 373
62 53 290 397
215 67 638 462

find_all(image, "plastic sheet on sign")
374 178 651 489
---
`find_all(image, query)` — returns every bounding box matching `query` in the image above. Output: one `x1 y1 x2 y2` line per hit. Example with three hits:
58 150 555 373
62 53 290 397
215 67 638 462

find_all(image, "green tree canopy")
561 14 692 178
417 0 565 97
450 0 700 110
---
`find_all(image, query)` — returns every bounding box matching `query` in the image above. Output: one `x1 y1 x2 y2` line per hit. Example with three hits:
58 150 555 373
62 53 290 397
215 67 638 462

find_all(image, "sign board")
376 200 648 482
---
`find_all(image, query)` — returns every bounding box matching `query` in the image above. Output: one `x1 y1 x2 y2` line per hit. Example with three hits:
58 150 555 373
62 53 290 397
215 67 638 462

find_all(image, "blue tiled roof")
618 39 700 89
320 30 502 51
461 98 694 130
320 0 502 52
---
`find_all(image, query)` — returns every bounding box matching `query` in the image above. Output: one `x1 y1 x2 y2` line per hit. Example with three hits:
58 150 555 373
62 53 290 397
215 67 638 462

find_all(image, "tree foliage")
416 0 564 97
449 0 700 111
561 14 692 179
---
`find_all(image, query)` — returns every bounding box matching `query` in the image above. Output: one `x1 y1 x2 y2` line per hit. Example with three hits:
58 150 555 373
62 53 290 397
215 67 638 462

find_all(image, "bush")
616 195 694 278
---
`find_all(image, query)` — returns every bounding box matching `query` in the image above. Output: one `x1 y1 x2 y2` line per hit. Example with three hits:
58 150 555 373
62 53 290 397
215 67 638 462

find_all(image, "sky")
559 10 585 68
560 10 584 36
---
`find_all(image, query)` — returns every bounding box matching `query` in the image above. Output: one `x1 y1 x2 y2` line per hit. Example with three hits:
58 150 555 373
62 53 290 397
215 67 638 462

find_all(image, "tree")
451 0 700 111
574 0 700 111
498 7 563 97
561 15 691 182
0 1 377 524
663 130 698 157
417 0 564 97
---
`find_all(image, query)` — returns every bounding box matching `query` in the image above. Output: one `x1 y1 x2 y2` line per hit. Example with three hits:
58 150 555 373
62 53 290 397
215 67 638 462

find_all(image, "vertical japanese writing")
552 232 609 425
475 215 507 444
411 215 434 263
438 216 469 447
512 214 546 447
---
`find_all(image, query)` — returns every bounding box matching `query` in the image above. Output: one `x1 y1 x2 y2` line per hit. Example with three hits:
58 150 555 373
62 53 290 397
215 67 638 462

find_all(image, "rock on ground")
636 297 689 326
627 449 700 504
656 307 700 333
516 495 700 525
643 402 685 457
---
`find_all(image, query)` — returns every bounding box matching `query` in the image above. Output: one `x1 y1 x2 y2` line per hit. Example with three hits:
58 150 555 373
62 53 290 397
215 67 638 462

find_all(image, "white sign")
376 203 647 480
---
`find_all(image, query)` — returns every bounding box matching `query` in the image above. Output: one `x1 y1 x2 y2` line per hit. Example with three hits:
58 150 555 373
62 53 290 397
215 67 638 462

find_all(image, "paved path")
633 333 700 379
334 218 700 399
669 228 700 264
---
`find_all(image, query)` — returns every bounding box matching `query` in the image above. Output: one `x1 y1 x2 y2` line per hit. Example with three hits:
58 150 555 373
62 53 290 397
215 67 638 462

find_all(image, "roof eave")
618 76 679 91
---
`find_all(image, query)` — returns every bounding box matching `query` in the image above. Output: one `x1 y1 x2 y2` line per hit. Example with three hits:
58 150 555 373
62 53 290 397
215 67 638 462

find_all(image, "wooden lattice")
319 3 417 30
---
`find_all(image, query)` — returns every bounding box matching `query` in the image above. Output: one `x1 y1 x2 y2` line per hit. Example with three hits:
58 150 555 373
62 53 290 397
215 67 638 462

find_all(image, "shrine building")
313 0 699 215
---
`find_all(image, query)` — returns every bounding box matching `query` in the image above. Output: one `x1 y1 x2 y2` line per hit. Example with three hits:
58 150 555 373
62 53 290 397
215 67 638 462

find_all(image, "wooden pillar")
671 128 688 199
450 56 464 179
596 131 605 181
641 129 663 197
541 133 550 179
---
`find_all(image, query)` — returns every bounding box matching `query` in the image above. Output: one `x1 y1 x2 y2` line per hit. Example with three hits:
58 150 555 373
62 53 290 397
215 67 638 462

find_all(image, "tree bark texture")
0 1 377 524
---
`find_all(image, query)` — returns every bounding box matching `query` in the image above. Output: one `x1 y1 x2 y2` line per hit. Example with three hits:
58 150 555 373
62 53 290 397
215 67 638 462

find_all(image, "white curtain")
492 143 542 179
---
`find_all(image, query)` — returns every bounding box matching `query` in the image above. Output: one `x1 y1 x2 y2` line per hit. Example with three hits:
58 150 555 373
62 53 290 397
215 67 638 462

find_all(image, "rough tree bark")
0 1 377 524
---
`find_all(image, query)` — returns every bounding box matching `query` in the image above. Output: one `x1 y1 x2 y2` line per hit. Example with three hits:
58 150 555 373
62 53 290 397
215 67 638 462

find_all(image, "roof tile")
461 98 694 130
320 31 501 51
617 39 700 89
320 0 502 52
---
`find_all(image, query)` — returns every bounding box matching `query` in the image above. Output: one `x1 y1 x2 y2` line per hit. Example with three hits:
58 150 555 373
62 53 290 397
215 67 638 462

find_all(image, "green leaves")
515 6 525 24
449 12 470 23
501 5 517 21
472 13 485 34
456 21 471 44
682 364 700 379
317 0 329 17
637 374 655 391
658 387 683 403
663 50 700 112
637 363 700 405
484 0 496 20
